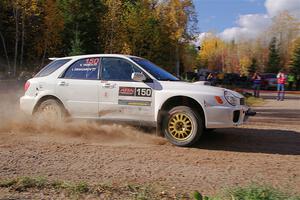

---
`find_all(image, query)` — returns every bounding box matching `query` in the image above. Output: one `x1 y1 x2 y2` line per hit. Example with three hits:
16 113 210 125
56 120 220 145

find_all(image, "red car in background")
260 73 277 90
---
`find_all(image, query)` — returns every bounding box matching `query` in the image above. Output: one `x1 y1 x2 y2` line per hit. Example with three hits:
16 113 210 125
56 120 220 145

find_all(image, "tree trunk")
176 44 180 77
0 32 11 73
20 11 25 71
41 41 48 69
13 7 19 77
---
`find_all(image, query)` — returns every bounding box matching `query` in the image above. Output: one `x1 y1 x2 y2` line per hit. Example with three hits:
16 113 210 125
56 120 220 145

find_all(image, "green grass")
245 96 264 106
0 177 88 194
0 177 299 200
225 185 300 200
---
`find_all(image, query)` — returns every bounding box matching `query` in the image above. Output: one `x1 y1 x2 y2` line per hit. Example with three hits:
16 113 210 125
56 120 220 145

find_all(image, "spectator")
207 73 216 86
287 73 295 90
251 72 261 98
276 70 286 101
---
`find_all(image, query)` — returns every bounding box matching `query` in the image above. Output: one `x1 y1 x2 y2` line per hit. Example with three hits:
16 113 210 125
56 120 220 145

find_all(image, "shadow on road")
196 128 300 155
254 108 300 119
261 95 300 100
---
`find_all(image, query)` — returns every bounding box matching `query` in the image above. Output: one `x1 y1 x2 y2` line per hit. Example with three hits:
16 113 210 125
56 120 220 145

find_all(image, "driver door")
98 57 155 123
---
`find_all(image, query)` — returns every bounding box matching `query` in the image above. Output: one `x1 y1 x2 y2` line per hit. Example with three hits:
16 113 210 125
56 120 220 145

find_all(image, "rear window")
35 59 71 77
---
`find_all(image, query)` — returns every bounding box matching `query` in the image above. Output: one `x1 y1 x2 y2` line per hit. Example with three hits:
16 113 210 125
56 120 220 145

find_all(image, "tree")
290 38 300 75
248 58 258 75
0 0 198 75
35 0 64 67
197 33 225 71
157 0 196 75
58 0 104 55
69 29 84 56
266 37 281 73
100 0 124 53
239 56 251 76
269 11 300 68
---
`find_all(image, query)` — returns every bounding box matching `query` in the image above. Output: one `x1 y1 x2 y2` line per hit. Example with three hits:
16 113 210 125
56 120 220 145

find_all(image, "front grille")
240 98 245 105
233 110 240 123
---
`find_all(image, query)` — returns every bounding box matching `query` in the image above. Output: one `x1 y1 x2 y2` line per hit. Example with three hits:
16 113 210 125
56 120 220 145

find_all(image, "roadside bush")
225 185 300 200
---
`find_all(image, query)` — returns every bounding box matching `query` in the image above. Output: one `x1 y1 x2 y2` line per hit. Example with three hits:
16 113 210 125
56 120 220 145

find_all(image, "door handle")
58 81 69 86
103 83 115 89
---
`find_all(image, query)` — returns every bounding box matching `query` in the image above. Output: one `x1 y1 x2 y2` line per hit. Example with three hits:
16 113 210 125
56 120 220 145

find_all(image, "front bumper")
205 105 254 129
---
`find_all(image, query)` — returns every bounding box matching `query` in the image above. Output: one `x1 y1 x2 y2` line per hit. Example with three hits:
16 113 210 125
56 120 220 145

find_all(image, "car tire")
162 106 203 147
35 99 65 121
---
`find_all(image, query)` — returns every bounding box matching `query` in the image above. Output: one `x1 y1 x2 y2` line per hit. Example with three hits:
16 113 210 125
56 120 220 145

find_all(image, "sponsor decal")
118 87 152 97
118 100 151 106
73 67 97 71
119 87 135 96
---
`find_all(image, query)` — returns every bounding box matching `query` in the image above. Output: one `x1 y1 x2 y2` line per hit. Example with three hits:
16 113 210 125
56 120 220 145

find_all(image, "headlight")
224 91 239 106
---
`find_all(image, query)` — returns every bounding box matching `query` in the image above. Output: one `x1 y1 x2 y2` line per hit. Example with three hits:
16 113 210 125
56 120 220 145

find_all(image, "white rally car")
20 54 255 146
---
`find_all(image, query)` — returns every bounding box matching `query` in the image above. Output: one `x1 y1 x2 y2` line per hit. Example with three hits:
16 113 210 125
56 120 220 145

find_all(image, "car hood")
157 81 244 98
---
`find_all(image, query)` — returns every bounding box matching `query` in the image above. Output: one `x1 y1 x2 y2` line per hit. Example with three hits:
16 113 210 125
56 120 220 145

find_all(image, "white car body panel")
98 80 155 122
20 54 250 129
55 79 99 118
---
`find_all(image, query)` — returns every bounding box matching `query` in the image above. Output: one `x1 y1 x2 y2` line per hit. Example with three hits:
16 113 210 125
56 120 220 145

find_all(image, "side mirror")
131 72 146 82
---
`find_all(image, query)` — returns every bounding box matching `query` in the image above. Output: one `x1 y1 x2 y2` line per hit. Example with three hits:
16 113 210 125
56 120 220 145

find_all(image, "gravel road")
0 82 299 197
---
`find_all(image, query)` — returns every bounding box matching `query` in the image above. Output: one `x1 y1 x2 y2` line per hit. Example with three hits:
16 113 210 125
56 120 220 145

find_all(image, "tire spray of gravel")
0 83 166 146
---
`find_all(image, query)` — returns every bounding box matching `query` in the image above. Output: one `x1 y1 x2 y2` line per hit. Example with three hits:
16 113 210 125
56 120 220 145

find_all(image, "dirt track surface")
0 81 300 197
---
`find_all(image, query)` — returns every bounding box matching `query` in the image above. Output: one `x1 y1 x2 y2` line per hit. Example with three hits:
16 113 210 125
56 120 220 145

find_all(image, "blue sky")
193 0 300 41
193 0 266 32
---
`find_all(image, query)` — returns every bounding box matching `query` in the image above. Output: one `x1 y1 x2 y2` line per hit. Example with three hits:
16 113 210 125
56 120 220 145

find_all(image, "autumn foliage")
0 0 197 76
198 12 300 75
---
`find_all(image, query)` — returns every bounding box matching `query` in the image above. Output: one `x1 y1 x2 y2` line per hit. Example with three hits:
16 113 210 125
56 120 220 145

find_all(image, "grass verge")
245 96 264 106
0 177 299 200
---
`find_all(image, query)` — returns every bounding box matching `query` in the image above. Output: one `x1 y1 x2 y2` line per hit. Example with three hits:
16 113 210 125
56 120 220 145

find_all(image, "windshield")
35 59 71 77
130 57 179 81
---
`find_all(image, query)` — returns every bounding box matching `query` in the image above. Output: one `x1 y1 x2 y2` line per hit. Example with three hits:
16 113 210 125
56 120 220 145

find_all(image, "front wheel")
162 106 203 147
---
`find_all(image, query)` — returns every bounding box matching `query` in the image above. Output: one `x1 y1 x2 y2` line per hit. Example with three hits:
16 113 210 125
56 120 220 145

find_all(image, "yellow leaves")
35 0 64 56
102 0 125 53
11 0 40 15
198 34 225 70
121 42 132 55
239 56 251 76
157 0 191 41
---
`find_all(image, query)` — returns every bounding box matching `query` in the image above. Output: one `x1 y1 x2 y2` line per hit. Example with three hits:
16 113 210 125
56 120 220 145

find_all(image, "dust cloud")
0 81 166 146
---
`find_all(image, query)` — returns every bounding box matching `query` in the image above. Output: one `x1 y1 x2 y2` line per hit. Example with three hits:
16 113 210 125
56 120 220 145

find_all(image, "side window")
101 58 142 81
35 59 71 77
63 58 100 80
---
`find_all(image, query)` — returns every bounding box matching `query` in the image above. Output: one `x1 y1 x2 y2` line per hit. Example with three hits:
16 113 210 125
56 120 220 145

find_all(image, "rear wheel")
163 106 203 147
35 99 65 121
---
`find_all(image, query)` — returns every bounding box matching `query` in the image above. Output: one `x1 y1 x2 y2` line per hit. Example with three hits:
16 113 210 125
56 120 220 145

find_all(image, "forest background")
0 0 300 77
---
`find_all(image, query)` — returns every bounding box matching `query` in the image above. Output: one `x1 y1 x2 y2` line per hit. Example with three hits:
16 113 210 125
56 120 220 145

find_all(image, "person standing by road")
287 73 295 90
252 72 261 98
277 70 286 101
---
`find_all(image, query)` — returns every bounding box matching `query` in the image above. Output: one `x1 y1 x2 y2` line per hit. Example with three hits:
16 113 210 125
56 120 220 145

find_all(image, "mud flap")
244 108 256 121
156 110 168 137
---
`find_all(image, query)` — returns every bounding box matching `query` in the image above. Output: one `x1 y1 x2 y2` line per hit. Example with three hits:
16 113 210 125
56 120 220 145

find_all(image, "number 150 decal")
119 87 152 97
136 88 152 97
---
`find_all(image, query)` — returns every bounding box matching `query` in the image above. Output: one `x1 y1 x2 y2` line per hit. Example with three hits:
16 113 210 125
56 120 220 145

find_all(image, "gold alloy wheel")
168 113 193 141
41 104 61 119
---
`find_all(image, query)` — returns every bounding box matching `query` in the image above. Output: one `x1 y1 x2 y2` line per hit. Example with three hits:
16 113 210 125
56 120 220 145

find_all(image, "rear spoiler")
49 57 58 61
